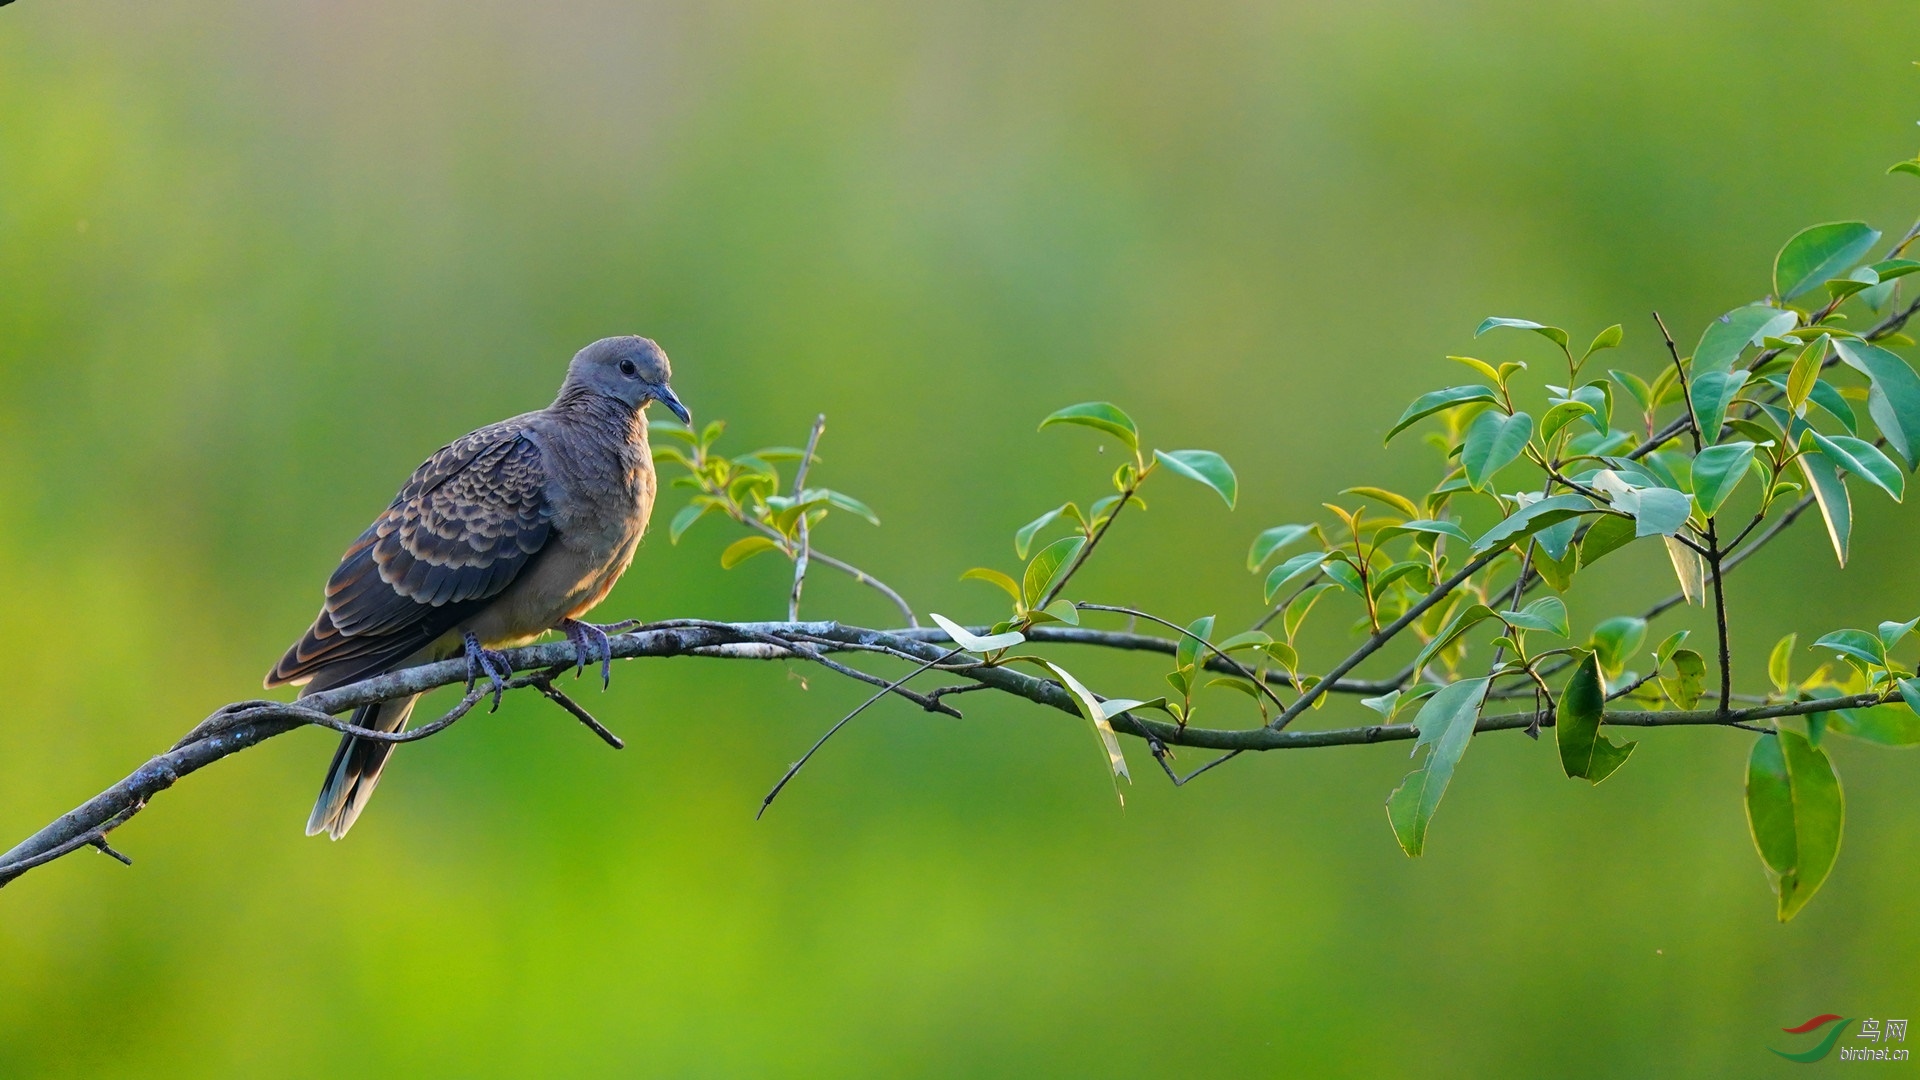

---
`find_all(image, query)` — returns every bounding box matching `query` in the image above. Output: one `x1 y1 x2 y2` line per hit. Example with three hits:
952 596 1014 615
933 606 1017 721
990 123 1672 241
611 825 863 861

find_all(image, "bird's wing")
267 421 555 688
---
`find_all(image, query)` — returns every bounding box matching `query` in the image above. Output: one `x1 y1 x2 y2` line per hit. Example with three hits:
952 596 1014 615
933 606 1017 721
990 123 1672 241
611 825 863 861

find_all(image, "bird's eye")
618 359 637 377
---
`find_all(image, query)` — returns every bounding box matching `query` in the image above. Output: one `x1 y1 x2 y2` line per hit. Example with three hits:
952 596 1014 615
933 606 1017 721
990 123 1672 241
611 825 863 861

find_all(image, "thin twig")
1038 481 1138 610
1271 547 1507 729
531 677 626 749
1076 602 1290 713
788 413 827 621
757 649 962 819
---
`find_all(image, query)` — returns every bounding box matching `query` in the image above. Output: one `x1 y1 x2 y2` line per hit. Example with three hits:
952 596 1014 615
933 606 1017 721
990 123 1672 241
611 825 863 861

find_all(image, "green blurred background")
3 1 1918 1075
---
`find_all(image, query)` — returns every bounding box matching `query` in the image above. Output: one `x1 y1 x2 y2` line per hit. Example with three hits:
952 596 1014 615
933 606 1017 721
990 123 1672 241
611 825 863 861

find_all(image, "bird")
266 336 691 839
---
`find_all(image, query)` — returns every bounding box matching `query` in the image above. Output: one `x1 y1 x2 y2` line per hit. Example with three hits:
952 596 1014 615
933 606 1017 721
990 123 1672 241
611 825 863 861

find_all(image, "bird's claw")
463 631 512 711
561 619 623 689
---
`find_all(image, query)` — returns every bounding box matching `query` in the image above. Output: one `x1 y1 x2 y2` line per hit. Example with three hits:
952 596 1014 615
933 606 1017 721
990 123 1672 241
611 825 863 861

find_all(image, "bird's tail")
306 694 419 840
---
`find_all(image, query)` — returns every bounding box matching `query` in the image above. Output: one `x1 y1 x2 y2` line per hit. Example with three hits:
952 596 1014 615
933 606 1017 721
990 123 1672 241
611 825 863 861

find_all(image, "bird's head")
563 336 692 423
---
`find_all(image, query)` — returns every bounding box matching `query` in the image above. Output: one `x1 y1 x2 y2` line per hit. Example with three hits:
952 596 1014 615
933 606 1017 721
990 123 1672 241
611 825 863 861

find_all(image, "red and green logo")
1772 1015 1854 1063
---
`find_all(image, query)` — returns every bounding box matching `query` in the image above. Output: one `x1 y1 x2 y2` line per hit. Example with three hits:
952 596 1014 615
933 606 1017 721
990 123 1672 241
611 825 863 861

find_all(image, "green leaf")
1153 449 1238 509
1825 275 1876 301
1694 305 1800 375
1539 400 1597 443
1578 513 1638 567
1374 519 1474 547
1471 494 1597 554
719 535 783 569
1016 504 1072 560
1571 380 1613 432
960 567 1024 607
1805 431 1904 502
1774 221 1881 301
1745 730 1845 921
1769 634 1797 695
1039 402 1138 451
1264 551 1330 604
1499 609 1561 636
1512 595 1569 638
1476 317 1569 349
1175 616 1215 673
819 489 881 525
1025 598 1082 626
1610 369 1654 411
1360 689 1402 719
1653 630 1689 669
1796 451 1853 567
1556 652 1636 783
1831 339 1920 469
928 613 1027 654
1322 559 1365 597
1785 335 1826 415
1023 536 1086 608
1893 159 1920 179
1216 630 1274 653
1410 604 1496 676
1690 441 1756 517
1828 700 1920 746
1283 583 1338 641
1659 648 1706 708
1264 640 1301 670
1341 485 1421 519
1248 524 1313 571
648 418 698 443
1205 675 1265 702
1584 324 1624 359
1532 542 1577 592
1385 678 1492 857
1688 370 1746 444
1589 616 1648 678
1813 628 1887 669
1460 410 1533 491
748 445 818 463
1879 618 1918 650
1385 386 1497 443
1871 257 1920 281
669 499 722 543
1368 560 1427 599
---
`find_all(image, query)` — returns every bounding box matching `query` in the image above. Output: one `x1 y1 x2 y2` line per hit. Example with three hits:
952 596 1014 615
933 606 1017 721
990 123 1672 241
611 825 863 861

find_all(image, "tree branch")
8 612 1869 890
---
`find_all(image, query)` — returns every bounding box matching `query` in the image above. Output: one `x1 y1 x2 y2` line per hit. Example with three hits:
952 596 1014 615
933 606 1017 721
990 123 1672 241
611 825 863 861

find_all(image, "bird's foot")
463 631 513 712
561 618 629 689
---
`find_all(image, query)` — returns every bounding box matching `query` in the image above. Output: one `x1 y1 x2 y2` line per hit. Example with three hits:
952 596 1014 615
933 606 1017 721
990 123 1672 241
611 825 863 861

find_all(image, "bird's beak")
654 384 693 425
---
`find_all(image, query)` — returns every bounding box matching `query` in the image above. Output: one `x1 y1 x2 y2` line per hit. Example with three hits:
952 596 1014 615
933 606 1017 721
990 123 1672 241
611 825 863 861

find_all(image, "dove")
267 336 690 838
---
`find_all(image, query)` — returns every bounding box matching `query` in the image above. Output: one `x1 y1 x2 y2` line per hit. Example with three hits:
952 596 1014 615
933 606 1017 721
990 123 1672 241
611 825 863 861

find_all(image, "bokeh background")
4 1 1919 1075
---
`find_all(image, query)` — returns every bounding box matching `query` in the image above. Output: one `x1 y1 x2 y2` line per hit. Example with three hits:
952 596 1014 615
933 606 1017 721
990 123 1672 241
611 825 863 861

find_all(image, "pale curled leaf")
1034 660 1132 787
928 613 1026 654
